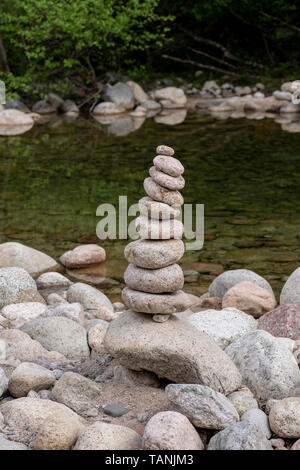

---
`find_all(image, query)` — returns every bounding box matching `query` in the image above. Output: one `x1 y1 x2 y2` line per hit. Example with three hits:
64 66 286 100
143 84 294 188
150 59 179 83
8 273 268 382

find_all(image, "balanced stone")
153 155 184 177
144 177 184 206
149 166 185 190
122 287 194 314
135 216 183 240
124 263 184 293
139 196 181 220
124 239 185 269
156 145 174 156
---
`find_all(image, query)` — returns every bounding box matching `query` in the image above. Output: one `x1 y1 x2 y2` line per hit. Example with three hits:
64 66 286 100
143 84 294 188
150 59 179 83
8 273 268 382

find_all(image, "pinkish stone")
222 281 277 319
258 305 300 340
59 244 106 268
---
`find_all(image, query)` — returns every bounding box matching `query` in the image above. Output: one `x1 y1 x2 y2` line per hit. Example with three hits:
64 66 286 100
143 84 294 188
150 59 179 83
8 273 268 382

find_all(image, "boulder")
1 302 47 328
227 390 258 417
92 101 126 115
104 310 242 394
8 362 56 397
126 81 149 102
60 100 79 114
143 411 204 450
166 384 239 430
225 330 300 400
241 409 271 438
187 307 257 349
74 421 142 450
36 272 72 291
209 269 273 298
59 244 106 268
207 421 272 450
269 398 300 438
67 282 115 321
20 316 90 361
280 267 300 306
34 413 85 450
0 267 44 308
0 109 34 126
32 100 56 114
0 242 60 277
104 82 135 109
51 371 101 416
222 281 277 318
258 304 300 340
4 99 30 113
153 87 187 106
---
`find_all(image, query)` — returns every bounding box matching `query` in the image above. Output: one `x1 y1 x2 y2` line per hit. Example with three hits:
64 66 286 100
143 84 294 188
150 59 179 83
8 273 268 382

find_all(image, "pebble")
103 402 130 417
73 422 142 450
125 238 184 269
8 362 56 398
124 263 184 293
143 177 183 206
122 288 194 315
269 397 300 438
135 216 183 240
149 166 185 190
139 196 181 220
227 390 258 417
153 154 184 178
152 314 170 323
222 281 277 318
60 244 106 268
156 145 174 156
241 409 271 439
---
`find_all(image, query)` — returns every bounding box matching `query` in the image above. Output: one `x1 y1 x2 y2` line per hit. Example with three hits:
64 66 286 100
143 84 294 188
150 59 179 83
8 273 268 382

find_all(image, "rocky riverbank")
0 146 300 450
1 79 300 136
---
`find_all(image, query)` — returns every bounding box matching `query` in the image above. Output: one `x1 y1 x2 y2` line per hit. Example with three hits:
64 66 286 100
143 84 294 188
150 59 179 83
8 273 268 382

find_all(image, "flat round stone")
144 177 183 206
138 197 181 220
122 287 194 314
153 155 184 177
156 145 174 156
135 216 183 240
149 166 185 190
124 263 184 293
124 239 184 269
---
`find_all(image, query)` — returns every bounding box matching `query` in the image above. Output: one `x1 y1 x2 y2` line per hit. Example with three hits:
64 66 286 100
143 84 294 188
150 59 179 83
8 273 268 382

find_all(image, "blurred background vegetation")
0 0 299 99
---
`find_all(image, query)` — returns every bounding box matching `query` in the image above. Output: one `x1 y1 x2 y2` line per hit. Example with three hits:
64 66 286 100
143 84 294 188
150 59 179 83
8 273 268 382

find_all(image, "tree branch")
189 47 238 70
162 54 243 77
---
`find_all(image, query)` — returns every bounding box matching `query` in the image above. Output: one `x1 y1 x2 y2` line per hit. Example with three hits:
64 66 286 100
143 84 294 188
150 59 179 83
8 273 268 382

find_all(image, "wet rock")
153 87 187 106
47 92 64 109
269 398 300 438
51 371 101 416
0 267 44 308
227 390 258 417
153 155 184 177
74 421 142 450
104 310 242 394
280 267 300 306
34 412 85 450
144 177 183 206
8 362 55 398
126 81 149 102
20 316 90 361
273 90 292 101
4 99 30 113
32 100 56 114
0 109 34 126
122 289 194 315
209 269 273 299
280 103 300 113
225 330 300 400
67 282 114 321
187 307 257 349
0 242 60 278
104 82 135 110
141 100 161 111
258 304 300 340
114 365 160 388
207 421 272 450
92 101 126 115
1 302 47 328
60 100 79 114
103 402 129 417
166 384 239 430
135 216 183 240
222 281 277 318
59 244 106 268
124 263 184 293
143 411 204 450
241 409 271 438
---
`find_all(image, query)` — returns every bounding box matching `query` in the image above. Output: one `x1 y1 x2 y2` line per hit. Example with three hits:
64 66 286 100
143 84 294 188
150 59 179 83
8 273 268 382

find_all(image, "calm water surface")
0 111 300 300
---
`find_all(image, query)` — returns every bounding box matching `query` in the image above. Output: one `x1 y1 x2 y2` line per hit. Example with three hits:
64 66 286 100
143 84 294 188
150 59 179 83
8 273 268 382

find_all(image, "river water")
0 111 300 301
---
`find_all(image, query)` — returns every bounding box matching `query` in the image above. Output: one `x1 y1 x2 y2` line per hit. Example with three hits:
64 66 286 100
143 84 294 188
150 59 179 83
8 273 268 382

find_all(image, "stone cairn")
122 145 194 322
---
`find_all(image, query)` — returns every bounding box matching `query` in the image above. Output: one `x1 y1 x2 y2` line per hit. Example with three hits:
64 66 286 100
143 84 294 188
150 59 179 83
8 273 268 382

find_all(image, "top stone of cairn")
156 145 174 156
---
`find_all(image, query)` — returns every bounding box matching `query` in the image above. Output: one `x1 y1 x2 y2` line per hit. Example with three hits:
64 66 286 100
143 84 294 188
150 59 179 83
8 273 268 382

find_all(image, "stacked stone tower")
122 145 193 321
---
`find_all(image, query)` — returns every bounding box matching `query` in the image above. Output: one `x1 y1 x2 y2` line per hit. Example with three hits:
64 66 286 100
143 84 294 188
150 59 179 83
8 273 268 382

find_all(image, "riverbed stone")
20 316 90 361
143 411 204 450
0 109 34 126
0 242 60 277
153 154 184 177
36 272 72 292
51 371 101 416
44 302 85 324
241 409 271 438
149 166 185 191
207 420 272 450
87 320 108 351
1 302 47 328
225 330 300 400
0 267 44 308
67 282 115 321
153 87 187 106
104 82 135 109
258 304 300 340
166 384 239 430
104 310 242 393
138 196 181 220
187 307 257 349
135 216 183 240
126 81 149 102
156 145 174 156
280 267 300 306
92 101 126 115
227 390 258 417
34 412 85 450
74 421 142 450
269 398 300 438
122 288 194 315
59 244 106 268
144 177 184 206
208 269 274 299
124 263 184 293
125 239 184 269
8 362 56 398
222 281 277 318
